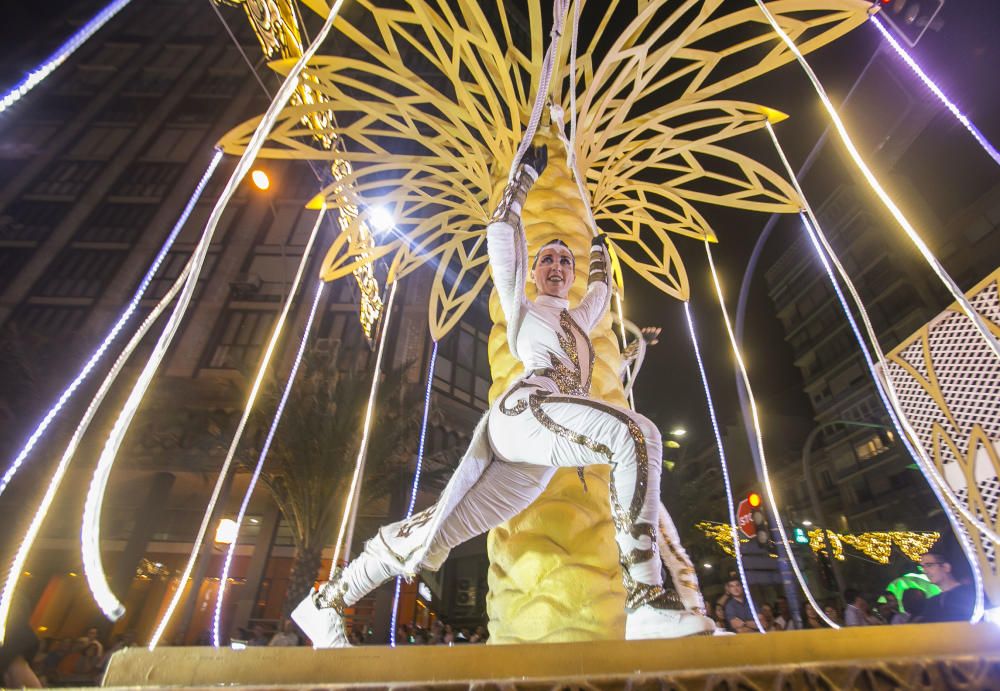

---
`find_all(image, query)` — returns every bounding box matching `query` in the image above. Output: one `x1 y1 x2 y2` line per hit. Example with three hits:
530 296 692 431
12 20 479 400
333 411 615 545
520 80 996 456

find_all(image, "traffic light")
793 527 809 545
877 0 945 47
747 492 769 547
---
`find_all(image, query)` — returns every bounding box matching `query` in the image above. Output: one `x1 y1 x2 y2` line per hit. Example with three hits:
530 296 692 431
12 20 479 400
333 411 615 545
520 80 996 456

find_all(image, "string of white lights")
870 15 1000 167
212 279 327 647
798 212 985 621
0 261 192 646
330 281 399 575
682 301 764 632
0 0 133 114
703 240 839 629
140 206 326 648
764 120 1000 548
753 0 1000 363
389 339 438 647
0 149 223 499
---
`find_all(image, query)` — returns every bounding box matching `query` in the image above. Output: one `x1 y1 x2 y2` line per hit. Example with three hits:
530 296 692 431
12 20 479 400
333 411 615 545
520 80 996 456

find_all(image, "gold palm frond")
219 0 871 339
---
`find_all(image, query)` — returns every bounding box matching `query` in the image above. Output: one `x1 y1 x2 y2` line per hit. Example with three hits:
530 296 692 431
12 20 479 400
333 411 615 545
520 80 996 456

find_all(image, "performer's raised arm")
486 147 547 350
571 233 611 332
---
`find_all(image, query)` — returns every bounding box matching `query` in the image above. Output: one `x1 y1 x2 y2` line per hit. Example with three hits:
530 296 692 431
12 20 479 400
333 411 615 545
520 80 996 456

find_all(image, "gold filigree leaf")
602 221 690 301
428 233 492 341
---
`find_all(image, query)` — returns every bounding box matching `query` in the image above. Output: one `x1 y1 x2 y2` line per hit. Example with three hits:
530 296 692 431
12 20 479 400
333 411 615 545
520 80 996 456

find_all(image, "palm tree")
244 348 449 615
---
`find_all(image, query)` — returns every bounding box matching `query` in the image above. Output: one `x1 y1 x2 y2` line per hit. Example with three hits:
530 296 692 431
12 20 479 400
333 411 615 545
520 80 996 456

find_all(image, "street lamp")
669 427 687 437
250 169 270 191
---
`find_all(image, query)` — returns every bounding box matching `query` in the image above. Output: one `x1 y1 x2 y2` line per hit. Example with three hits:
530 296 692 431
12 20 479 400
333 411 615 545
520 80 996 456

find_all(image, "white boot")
291 581 351 649
625 605 716 640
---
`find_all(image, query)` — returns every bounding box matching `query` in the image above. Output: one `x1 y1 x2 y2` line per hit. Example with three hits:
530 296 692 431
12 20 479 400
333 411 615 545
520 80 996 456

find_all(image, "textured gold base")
103 622 1000 689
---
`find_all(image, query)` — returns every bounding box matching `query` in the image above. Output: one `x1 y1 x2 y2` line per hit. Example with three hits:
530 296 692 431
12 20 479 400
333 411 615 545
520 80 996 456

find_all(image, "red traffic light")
747 492 762 508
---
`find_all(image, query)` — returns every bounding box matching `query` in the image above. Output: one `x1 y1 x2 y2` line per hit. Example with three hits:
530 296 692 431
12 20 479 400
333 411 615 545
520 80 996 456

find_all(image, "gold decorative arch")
218 0 872 341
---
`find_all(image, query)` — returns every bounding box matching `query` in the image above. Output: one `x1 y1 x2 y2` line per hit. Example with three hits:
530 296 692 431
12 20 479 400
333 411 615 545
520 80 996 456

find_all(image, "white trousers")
338 383 667 610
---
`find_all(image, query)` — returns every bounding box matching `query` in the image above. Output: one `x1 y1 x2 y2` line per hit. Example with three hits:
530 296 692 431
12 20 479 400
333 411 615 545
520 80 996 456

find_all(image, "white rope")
704 240 840 630
508 0 571 180
754 0 1000 363
764 121 1000 548
330 280 399 574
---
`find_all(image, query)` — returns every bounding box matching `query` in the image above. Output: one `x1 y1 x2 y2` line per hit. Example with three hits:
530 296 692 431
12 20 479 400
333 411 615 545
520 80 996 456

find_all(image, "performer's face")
533 244 575 299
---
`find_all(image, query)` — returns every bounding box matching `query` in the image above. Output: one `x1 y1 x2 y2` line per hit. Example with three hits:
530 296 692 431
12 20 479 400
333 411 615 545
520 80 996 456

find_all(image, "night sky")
2 0 998 467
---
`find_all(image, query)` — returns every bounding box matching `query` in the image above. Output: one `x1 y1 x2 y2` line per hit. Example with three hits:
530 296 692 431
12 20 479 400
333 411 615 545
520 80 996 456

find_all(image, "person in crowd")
758 603 776 632
268 619 301 646
712 596 729 630
876 592 907 625
801 603 824 629
76 626 104 657
900 588 927 623
247 623 270 646
773 596 799 630
0 593 42 687
823 602 842 626
920 543 976 622
469 625 489 643
722 573 759 633
842 588 880 626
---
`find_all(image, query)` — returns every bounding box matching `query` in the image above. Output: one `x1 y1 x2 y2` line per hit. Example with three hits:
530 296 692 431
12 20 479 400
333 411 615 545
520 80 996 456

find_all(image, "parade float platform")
103 622 1000 689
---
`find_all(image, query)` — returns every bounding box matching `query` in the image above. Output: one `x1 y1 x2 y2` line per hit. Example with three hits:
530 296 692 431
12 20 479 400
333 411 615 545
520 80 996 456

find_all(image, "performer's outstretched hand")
640 326 661 346
522 144 548 178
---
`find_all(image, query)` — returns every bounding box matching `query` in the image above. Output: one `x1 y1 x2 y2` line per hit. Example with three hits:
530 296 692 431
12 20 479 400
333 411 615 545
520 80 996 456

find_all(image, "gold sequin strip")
316 571 349 615
527 392 613 460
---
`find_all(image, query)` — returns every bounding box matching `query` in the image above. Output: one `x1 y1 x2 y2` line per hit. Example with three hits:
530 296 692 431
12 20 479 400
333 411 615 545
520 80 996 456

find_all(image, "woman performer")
292 146 714 647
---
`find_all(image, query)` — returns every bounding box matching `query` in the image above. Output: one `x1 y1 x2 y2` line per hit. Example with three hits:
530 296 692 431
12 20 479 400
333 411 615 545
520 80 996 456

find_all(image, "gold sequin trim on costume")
316 570 349 614
395 506 436 538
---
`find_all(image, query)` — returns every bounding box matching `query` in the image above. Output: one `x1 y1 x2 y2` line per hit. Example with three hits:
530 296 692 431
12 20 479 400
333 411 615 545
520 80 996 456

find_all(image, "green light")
793 527 809 544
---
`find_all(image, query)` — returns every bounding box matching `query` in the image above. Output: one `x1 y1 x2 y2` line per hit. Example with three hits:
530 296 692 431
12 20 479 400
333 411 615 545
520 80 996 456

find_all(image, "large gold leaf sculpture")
217 0 871 642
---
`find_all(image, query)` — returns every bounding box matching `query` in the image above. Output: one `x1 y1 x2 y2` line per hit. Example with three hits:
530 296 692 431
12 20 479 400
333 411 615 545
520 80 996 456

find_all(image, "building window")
141 127 207 162
318 310 372 372
112 162 184 199
434 323 490 409
34 248 127 298
11 304 88 337
0 249 33 293
76 203 157 244
0 201 71 242
29 160 104 198
206 309 277 370
66 126 132 161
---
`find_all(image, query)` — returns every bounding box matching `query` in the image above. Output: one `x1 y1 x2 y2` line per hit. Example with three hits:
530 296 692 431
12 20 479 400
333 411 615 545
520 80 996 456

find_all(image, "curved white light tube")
140 207 325 648
754 0 1000 363
704 240 840 630
682 301 764 632
330 281 399 575
0 149 223 499
212 280 327 647
0 261 190 645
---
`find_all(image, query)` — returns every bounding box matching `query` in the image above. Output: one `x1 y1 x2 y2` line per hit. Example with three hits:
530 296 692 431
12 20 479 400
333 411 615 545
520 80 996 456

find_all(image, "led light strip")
329 281 399 575
799 212 985 621
682 301 764 632
871 15 1000 166
704 240 839 629
139 207 326 648
0 0 133 114
754 0 1000 363
0 262 192 645
389 340 439 646
212 279 327 647
0 149 223 499
764 119 1000 548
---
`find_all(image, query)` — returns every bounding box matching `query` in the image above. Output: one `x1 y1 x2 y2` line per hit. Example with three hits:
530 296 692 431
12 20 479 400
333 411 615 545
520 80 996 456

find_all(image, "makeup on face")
533 244 575 298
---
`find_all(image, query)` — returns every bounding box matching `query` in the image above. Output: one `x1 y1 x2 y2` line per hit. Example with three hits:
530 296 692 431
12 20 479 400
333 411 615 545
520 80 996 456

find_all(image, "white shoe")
291 587 351 649
625 606 716 640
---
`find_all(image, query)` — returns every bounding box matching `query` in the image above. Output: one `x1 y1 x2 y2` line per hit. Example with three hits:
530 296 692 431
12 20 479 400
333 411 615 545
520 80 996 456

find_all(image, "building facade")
0 0 491 645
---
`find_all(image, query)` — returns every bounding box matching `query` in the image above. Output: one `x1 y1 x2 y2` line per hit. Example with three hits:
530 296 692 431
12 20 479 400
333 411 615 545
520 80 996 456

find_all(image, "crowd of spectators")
710 540 978 633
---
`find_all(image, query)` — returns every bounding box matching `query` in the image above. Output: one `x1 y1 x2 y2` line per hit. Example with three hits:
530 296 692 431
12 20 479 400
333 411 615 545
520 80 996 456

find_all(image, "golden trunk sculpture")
485 129 628 643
